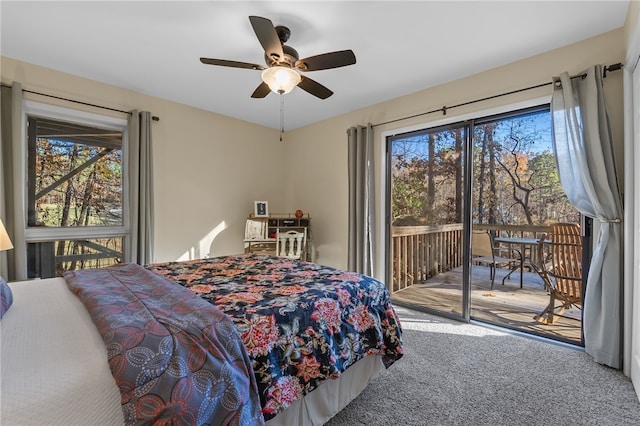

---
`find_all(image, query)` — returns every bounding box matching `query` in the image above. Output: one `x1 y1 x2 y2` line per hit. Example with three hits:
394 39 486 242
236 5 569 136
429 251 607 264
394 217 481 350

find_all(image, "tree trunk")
56 145 78 259
487 126 498 224
454 129 463 221
477 129 487 223
426 133 435 220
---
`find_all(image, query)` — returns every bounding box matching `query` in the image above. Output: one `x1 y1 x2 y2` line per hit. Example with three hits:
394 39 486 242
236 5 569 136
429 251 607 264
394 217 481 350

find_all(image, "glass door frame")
383 103 587 340
384 119 474 323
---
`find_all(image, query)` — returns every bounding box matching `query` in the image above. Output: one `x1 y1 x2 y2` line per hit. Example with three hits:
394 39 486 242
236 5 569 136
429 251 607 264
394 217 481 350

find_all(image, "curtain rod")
372 62 622 128
0 82 160 121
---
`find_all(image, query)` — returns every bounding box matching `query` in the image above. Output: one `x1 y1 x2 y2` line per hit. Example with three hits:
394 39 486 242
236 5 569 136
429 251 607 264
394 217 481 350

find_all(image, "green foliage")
391 109 579 226
33 138 123 227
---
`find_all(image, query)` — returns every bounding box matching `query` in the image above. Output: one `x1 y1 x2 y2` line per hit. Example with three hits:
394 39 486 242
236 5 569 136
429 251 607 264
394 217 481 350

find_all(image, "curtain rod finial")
603 63 622 78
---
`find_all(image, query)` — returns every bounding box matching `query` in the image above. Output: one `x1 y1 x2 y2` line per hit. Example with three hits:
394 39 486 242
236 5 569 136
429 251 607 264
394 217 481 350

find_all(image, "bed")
1 253 403 425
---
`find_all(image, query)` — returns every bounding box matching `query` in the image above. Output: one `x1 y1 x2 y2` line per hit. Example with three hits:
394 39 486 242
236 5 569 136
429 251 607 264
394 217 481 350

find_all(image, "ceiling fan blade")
200 57 264 70
249 16 285 63
297 75 333 99
251 82 271 98
295 50 356 72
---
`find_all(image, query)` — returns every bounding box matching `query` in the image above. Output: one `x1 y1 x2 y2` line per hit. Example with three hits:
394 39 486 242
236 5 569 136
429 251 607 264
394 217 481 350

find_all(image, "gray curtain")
551 65 624 368
128 111 155 265
347 124 374 276
622 33 640 378
0 83 26 281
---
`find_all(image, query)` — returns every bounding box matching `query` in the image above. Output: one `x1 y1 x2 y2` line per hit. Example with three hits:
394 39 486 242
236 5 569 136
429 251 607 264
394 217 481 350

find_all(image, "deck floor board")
391 266 582 344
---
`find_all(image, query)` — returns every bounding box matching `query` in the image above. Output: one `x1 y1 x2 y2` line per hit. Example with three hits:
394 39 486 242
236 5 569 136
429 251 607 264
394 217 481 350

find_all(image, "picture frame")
254 201 269 217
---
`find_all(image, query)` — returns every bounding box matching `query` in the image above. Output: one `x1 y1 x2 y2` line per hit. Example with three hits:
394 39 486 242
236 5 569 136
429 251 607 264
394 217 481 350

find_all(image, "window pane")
390 124 466 226
472 108 579 225
27 116 123 228
27 237 124 278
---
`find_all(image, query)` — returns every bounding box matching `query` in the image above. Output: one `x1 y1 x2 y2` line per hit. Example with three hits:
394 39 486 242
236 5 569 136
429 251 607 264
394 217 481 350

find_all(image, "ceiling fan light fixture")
261 66 301 94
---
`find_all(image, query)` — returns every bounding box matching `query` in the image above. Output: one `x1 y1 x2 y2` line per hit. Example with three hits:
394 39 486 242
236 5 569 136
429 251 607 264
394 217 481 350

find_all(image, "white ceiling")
0 1 630 130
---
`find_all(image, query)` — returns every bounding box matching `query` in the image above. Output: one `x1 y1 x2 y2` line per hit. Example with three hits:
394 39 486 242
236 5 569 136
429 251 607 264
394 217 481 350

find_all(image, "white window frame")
20 101 130 259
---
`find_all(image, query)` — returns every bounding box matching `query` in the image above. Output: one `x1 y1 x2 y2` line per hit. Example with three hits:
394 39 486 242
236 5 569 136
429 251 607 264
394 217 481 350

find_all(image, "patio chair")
534 223 583 324
471 230 519 289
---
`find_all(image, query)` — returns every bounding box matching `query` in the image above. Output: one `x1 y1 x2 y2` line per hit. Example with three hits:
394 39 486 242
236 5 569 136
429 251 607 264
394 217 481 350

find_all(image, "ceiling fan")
200 15 356 100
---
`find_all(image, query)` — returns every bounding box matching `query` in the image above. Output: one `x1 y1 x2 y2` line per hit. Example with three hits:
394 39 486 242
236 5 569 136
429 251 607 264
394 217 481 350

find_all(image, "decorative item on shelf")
254 201 269 217
295 209 304 218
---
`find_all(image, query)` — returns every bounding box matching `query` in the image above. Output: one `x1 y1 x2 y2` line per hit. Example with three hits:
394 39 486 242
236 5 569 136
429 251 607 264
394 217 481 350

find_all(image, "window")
389 105 578 228
472 106 579 225
24 103 128 278
389 122 467 226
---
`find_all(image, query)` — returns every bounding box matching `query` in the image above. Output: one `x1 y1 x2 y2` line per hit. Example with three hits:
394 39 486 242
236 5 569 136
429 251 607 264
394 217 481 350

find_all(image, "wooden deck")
391 265 583 345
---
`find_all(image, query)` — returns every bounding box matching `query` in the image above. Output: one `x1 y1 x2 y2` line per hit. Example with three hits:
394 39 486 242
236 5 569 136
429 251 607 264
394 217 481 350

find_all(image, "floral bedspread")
146 254 404 420
64 263 264 426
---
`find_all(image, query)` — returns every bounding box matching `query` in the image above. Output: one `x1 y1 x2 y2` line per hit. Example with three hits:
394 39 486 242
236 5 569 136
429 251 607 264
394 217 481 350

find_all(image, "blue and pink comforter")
64 263 264 426
146 254 404 421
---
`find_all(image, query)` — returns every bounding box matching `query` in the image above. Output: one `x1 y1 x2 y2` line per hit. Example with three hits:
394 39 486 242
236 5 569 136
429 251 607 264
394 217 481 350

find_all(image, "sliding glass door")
387 105 585 345
469 107 584 344
387 122 469 320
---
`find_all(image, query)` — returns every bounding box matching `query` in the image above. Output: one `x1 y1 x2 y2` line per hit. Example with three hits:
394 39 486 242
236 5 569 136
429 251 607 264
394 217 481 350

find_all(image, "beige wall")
0 27 627 274
1 57 282 263
285 28 625 276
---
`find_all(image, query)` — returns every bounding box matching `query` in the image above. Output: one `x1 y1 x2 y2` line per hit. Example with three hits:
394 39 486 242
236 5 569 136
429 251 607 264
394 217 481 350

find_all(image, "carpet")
325 306 640 425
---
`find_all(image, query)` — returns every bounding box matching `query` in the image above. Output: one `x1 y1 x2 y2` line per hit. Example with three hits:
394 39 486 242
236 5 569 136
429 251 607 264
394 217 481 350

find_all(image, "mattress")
0 278 124 425
1 277 385 425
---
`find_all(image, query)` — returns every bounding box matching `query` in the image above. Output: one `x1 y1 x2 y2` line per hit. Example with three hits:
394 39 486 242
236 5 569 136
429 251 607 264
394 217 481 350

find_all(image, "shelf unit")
244 213 312 261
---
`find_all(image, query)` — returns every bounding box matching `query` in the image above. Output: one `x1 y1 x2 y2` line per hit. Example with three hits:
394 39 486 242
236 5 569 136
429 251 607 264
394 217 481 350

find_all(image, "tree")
391 108 578 228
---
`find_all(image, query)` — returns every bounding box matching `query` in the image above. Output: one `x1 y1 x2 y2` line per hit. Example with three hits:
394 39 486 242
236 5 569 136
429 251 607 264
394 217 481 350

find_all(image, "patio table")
493 236 550 288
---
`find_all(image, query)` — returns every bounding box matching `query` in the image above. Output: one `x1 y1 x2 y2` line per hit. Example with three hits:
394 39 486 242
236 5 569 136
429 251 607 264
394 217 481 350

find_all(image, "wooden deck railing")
391 223 464 293
390 223 553 294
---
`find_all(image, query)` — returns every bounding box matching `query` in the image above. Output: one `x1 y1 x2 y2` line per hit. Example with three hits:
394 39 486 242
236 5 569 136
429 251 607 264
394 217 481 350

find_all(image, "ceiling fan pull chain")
280 93 285 141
